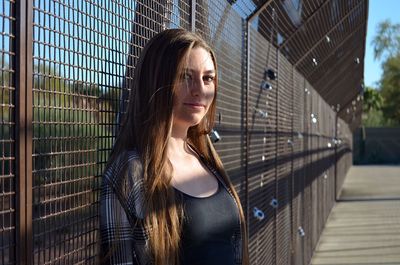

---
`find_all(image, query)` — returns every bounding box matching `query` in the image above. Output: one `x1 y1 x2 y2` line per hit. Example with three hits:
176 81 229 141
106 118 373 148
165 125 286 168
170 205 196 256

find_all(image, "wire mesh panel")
0 1 16 264
308 87 319 251
336 118 352 197
203 0 247 189
276 52 292 265
286 0 364 69
291 69 305 265
252 0 367 129
319 99 333 224
30 1 142 263
247 26 278 265
316 99 325 238
302 80 313 263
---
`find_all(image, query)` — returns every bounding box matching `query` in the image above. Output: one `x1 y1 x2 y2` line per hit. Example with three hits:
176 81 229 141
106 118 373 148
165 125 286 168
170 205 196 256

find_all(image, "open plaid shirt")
100 149 243 265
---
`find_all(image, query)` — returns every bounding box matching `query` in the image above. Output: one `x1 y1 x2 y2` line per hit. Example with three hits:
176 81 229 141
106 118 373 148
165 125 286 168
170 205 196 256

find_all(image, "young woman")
100 28 248 265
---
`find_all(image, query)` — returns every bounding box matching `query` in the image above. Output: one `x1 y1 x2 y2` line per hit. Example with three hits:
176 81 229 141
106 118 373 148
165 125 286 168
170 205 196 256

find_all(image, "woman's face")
172 47 216 130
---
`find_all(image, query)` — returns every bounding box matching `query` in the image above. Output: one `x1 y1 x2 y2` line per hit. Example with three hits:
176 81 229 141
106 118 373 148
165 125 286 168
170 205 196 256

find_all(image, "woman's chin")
176 114 205 127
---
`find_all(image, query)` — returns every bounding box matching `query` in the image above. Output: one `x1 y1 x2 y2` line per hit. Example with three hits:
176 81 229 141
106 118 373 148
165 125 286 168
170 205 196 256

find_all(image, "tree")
372 19 400 61
363 86 382 113
371 20 400 126
362 86 385 127
380 56 400 124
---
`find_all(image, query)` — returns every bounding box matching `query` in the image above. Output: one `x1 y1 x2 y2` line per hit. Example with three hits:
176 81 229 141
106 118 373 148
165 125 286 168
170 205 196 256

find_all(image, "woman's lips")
183 103 205 109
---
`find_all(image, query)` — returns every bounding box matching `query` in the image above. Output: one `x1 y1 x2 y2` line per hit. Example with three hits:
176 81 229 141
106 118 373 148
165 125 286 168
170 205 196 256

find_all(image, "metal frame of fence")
0 0 366 264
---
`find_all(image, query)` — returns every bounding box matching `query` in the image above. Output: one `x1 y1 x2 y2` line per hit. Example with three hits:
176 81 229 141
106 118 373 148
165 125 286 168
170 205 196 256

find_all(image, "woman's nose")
190 77 205 96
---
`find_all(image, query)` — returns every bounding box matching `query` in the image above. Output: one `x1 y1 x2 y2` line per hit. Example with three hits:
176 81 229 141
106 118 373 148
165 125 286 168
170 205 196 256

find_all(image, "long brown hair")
108 28 248 265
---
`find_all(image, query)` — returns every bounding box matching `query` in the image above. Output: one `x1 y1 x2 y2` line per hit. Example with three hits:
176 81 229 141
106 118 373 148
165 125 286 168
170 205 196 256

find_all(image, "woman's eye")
204 76 215 82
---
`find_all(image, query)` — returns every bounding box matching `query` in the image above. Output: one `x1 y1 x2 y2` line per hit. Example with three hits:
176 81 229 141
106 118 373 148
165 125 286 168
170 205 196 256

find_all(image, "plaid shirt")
100 149 243 265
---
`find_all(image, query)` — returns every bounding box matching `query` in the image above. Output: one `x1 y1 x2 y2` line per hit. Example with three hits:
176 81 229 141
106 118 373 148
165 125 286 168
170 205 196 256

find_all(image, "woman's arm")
100 180 140 264
232 224 243 265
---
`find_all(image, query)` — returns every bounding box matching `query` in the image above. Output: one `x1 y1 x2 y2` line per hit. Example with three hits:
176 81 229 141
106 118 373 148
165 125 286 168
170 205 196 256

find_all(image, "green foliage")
361 86 399 127
370 20 400 126
363 86 383 112
380 56 400 125
372 19 400 60
362 87 384 127
362 108 385 127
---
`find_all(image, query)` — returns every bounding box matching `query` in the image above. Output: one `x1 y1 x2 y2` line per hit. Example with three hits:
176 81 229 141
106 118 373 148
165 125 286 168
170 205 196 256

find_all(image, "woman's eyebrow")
184 68 215 74
204 70 216 74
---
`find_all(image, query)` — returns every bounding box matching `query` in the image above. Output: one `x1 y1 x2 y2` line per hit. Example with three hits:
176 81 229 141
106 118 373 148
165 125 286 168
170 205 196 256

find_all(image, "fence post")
191 0 196 32
334 113 338 201
15 0 33 264
242 17 250 254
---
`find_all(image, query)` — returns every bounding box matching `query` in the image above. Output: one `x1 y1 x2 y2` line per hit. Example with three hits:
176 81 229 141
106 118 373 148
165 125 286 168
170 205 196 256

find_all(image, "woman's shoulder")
103 148 142 185
103 148 147 219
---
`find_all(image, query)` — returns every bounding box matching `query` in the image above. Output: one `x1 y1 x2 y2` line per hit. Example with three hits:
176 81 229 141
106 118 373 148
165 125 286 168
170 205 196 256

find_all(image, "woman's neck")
168 124 190 158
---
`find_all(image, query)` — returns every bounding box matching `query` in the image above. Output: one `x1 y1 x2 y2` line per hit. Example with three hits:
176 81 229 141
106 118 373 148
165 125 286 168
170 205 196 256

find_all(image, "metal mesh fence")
247 26 278 265
31 1 135 263
1 1 16 264
1 0 366 264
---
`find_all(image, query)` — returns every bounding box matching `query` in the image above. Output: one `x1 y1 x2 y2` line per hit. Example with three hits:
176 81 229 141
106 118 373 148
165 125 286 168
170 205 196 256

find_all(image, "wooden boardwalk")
311 166 400 265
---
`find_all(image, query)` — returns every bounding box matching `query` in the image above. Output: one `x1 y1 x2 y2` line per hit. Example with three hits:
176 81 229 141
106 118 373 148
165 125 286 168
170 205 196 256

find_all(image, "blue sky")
364 0 400 88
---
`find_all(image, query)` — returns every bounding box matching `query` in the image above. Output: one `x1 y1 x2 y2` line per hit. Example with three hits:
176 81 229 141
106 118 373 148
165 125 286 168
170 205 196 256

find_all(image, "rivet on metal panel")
325 35 331 43
209 129 221 143
324 173 328 179
260 80 272 91
287 139 293 146
304 88 310 95
311 113 317 124
354 57 360 64
327 142 332 148
298 226 305 237
260 173 264 187
312 58 318 66
297 132 303 139
253 207 265 221
270 198 279 209
262 155 266 161
254 108 268 118
263 137 267 144
264 68 277 80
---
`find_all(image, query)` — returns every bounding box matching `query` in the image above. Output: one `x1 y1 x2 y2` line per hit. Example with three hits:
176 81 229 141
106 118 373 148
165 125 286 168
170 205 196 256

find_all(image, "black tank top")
176 180 240 265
